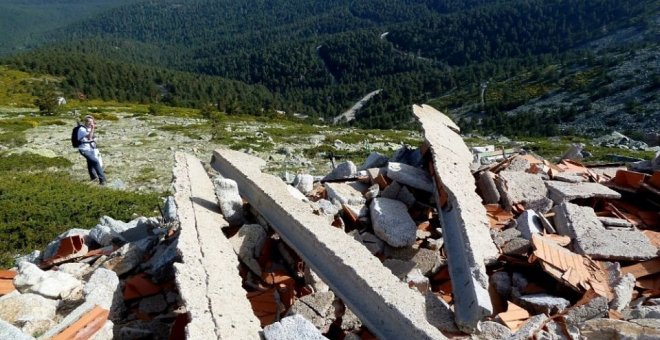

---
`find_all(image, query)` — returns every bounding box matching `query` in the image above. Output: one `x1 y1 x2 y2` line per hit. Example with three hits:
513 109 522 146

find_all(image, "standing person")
77 115 106 185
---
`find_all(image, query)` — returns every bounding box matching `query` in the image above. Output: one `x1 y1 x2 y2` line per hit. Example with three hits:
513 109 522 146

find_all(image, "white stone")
84 268 120 310
370 198 416 247
264 314 325 340
213 177 245 225
0 293 57 324
293 174 314 195
387 162 433 192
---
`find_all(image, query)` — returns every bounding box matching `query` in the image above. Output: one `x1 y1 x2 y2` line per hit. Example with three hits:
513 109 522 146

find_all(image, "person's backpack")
71 124 84 148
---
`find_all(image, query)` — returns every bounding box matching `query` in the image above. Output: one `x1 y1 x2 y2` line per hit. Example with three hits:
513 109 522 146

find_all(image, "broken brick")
123 273 163 300
51 306 109 340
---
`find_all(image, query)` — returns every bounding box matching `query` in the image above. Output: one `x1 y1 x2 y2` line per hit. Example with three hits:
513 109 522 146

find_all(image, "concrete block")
553 173 585 183
14 262 81 299
229 224 267 276
212 149 446 339
477 171 500 204
599 217 634 229
502 237 530 256
380 181 402 199
173 153 261 339
562 296 608 325
472 321 512 340
142 238 179 282
546 181 621 203
325 182 367 205
359 152 389 170
263 314 325 340
316 199 339 216
414 107 497 333
496 171 548 211
624 305 660 319
387 162 433 192
293 174 314 195
323 161 356 181
0 293 57 324
492 228 522 248
0 319 34 340
610 273 635 311
553 202 657 260
515 210 544 240
370 198 417 247
213 177 245 225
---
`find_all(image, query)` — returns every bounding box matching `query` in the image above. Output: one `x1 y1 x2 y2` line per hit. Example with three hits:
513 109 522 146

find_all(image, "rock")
13 262 82 299
323 161 356 181
0 293 57 324
383 259 416 280
515 294 571 315
471 321 512 340
119 326 153 339
293 174 314 195
360 152 389 170
425 291 459 333
316 199 339 216
139 294 168 314
381 181 402 199
0 319 34 340
84 268 120 312
490 272 512 300
409 248 443 276
502 237 530 256
16 317 55 338
390 146 423 167
14 250 41 266
364 184 379 200
58 263 91 280
264 314 325 340
623 305 660 319
360 232 384 255
610 273 635 312
287 291 336 331
162 196 177 223
142 238 179 282
561 143 585 161
90 216 155 246
508 157 530 171
325 182 367 205
213 177 245 225
387 162 433 192
370 198 417 247
397 186 417 207
492 228 522 248
229 224 267 276
563 296 608 326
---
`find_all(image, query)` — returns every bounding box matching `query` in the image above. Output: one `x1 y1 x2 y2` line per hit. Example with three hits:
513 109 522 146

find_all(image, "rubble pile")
0 208 185 339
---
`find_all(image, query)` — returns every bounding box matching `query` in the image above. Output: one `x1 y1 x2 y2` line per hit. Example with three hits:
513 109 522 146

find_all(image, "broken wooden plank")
621 258 660 279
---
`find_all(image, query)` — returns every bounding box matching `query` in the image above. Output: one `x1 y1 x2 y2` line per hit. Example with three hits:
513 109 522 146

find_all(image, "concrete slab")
496 171 548 211
173 153 261 339
414 106 497 333
553 202 657 261
387 162 434 192
325 182 367 205
546 181 621 203
212 149 446 340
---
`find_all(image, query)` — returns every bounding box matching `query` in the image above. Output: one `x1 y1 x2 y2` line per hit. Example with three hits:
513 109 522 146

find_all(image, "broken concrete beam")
387 162 433 192
496 171 548 211
413 105 497 333
412 104 460 132
553 202 657 261
580 318 660 339
212 149 446 339
546 181 621 203
370 198 417 247
477 171 500 204
173 153 261 339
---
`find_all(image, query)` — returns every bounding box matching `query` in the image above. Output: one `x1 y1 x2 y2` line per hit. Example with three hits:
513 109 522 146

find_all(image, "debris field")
1 103 659 339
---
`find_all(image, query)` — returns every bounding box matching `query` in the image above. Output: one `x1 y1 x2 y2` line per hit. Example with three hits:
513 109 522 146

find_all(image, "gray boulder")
370 198 417 247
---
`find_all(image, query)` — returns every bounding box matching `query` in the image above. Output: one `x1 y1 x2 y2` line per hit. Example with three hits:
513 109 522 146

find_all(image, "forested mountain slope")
2 0 658 132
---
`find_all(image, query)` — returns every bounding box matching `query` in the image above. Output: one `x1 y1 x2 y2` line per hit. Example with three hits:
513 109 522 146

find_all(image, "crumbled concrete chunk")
229 224 267 276
103 237 157 276
471 321 512 340
387 162 433 192
213 177 245 225
496 171 548 211
370 198 417 247
553 202 657 260
325 182 367 205
516 294 570 315
162 196 178 223
340 307 362 331
546 181 621 203
14 262 82 299
610 273 636 312
84 268 120 312
383 259 416 280
424 291 459 333
264 314 325 340
562 296 608 326
508 314 548 340
287 291 336 331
